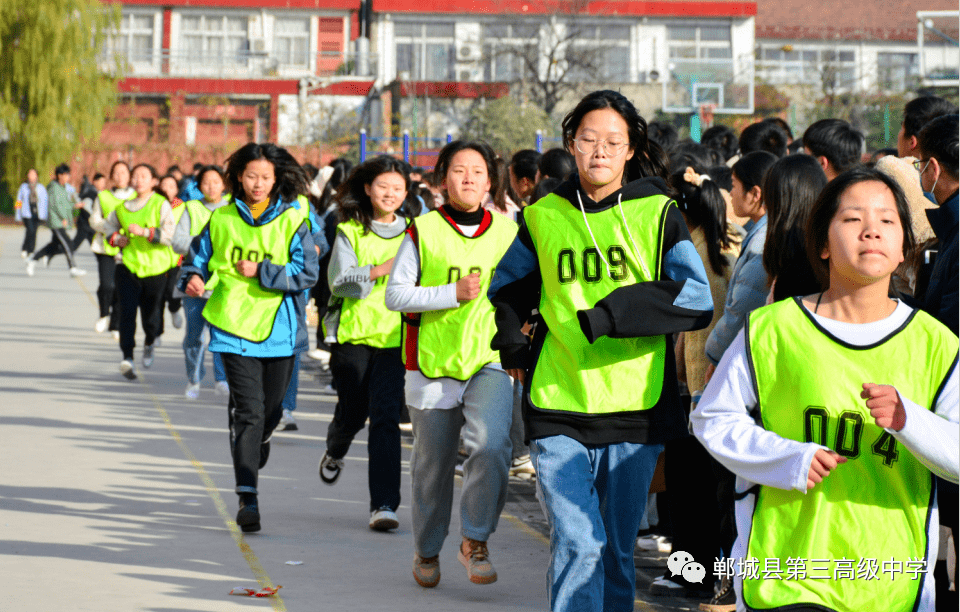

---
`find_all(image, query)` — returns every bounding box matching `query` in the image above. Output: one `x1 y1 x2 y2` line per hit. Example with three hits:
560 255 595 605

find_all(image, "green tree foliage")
0 0 120 195
462 95 554 157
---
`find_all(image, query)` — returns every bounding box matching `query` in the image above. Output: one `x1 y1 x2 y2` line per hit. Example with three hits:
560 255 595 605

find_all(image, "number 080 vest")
743 298 958 612
202 203 304 343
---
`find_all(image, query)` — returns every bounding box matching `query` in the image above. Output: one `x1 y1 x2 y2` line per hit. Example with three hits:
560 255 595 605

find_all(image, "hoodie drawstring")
576 190 651 280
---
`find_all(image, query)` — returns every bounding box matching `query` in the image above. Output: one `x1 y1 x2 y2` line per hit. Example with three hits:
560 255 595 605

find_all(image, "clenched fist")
807 448 847 490
861 383 907 431
456 272 481 302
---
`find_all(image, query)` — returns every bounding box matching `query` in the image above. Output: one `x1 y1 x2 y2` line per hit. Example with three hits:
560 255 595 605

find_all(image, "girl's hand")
127 223 145 237
807 449 847 490
112 233 130 247
506 368 526 385
371 257 395 281
455 272 481 302
184 274 205 297
236 260 258 278
861 383 907 431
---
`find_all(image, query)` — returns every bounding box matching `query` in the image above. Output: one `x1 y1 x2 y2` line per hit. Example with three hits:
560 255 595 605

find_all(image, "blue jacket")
705 215 769 365
922 190 958 336
178 178 204 204
16 182 48 221
179 196 322 357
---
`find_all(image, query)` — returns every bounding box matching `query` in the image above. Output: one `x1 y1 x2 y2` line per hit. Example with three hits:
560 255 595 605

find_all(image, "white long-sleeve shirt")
385 224 504 409
691 299 958 612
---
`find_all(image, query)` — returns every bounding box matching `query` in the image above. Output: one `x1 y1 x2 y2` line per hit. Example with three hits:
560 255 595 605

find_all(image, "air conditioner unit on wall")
458 43 481 61
458 69 474 82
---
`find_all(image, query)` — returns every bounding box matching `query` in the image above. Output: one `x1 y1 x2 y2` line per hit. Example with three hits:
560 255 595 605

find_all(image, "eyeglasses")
913 158 931 173
573 136 629 156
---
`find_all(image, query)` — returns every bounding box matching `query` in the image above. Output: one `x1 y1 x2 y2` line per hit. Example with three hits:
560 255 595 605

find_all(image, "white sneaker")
95 316 110 333
185 382 201 399
636 534 672 553
25 260 36 277
399 422 413 434
112 330 120 340
41 255 50 268
20 250 28 259
142 344 155 368
279 409 298 431
69 267 87 277
509 454 536 476
215 381 230 396
369 507 399 531
120 359 137 380
172 310 184 329
307 348 331 365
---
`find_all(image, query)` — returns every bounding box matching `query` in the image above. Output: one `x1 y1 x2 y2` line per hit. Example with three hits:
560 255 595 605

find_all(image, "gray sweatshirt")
328 215 408 300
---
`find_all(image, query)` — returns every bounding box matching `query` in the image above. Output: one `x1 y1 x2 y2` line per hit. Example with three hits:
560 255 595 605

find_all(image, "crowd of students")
13 91 959 612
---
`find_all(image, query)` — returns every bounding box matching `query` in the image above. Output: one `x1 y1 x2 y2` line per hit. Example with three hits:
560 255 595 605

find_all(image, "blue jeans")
182 297 225 385
531 436 663 612
281 353 301 411
409 367 513 557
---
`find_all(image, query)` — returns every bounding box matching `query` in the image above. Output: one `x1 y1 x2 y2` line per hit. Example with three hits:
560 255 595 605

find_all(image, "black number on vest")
230 246 273 264
835 411 863 458
583 248 602 283
557 246 631 284
803 406 829 447
469 266 481 276
608 245 628 281
871 431 899 467
448 267 462 283
558 249 576 284
249 250 260 262
231 246 243 265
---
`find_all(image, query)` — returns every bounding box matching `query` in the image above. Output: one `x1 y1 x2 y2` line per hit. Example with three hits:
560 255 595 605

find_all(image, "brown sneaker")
412 554 440 588
458 537 497 584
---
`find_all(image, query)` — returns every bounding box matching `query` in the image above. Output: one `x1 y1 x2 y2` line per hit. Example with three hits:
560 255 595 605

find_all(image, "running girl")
385 141 517 588
488 90 713 612
180 143 320 533
156 175 186 335
691 166 959 612
90 161 134 335
318 156 413 532
103 163 175 380
171 165 231 399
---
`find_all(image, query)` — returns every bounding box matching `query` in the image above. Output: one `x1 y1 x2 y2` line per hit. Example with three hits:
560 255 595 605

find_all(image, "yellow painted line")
75 276 98 308
143 383 286 610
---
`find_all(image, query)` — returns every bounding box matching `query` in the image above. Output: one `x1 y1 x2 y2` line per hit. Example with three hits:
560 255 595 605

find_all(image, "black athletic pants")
33 228 77 268
116 265 167 360
220 353 296 495
21 217 39 254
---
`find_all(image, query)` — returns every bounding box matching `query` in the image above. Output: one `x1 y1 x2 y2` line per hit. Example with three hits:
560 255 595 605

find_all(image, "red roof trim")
373 0 755 17
119 78 300 95
119 0 357 9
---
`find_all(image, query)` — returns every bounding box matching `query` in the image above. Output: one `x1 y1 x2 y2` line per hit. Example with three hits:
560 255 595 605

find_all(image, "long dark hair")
731 151 778 193
335 155 412 234
762 155 828 294
319 158 353 213
561 90 669 184
434 140 499 205
671 165 734 276
224 142 308 204
805 166 915 288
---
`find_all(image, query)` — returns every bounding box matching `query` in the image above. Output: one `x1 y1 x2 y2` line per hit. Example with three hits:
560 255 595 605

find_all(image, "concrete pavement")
0 226 699 612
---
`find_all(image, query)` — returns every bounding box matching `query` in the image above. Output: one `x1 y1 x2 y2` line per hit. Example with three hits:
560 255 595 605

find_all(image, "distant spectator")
670 141 721 174
739 121 788 158
701 125 739 162
177 163 204 202
536 148 576 182
803 119 865 180
508 149 541 204
898 95 958 159
166 165 184 184
26 164 86 278
762 117 793 142
647 121 679 152
15 168 48 259
530 177 561 204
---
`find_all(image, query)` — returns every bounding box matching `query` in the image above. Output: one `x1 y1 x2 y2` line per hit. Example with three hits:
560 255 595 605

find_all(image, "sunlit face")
159 177 179 201
111 164 130 190
130 167 158 196
730 173 760 220
199 170 225 203
822 180 904 287
569 108 634 191
26 169 38 184
509 166 533 200
444 149 491 212
241 159 276 203
93 177 107 192
364 171 407 220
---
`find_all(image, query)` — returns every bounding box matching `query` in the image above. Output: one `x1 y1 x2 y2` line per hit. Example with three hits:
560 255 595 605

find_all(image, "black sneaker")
319 451 344 484
236 495 260 533
699 575 736 612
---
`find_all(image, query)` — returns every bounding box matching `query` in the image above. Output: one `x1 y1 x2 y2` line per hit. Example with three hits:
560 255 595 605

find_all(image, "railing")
101 48 378 80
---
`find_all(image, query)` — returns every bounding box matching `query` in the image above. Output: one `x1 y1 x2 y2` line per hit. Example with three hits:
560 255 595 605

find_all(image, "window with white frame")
568 24 631 82
275 17 310 67
756 45 858 89
181 14 249 65
106 12 157 64
481 23 541 82
877 52 918 91
395 22 455 81
667 24 734 102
